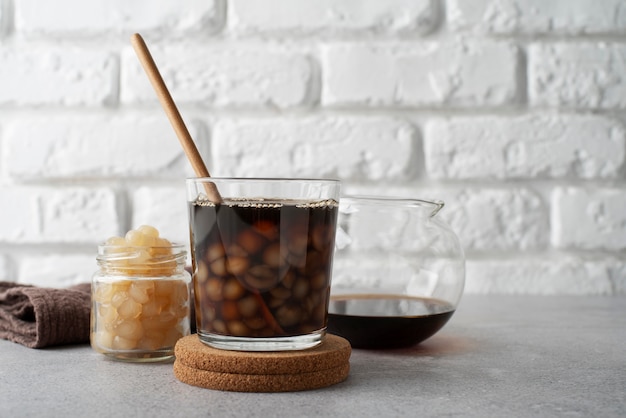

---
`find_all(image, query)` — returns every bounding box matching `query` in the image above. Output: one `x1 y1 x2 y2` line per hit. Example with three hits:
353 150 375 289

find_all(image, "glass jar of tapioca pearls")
90 225 191 362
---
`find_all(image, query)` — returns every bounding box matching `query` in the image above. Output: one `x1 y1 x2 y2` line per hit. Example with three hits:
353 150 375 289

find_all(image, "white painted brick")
2 115 202 179
465 258 615 295
322 41 519 107
424 114 625 179
230 0 437 35
15 0 223 37
0 46 117 106
342 185 548 253
131 186 190 249
18 254 96 288
0 187 120 244
121 45 314 109
529 43 626 109
448 0 626 35
552 187 626 251
212 117 415 180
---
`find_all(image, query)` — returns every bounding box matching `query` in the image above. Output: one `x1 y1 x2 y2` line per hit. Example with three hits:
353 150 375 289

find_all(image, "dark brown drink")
327 294 454 349
189 199 338 340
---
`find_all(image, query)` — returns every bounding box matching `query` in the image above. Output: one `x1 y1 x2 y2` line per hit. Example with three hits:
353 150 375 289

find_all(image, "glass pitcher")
328 196 465 349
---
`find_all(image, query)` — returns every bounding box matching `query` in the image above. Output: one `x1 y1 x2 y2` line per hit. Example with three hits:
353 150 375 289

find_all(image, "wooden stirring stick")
130 33 222 202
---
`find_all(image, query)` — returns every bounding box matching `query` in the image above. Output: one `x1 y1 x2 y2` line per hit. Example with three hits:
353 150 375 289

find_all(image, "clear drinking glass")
328 196 465 349
186 178 341 351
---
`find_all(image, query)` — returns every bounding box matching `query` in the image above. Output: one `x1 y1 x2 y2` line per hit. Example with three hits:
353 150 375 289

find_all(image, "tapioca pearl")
311 225 332 252
310 272 327 290
237 295 259 317
201 305 216 322
221 301 240 321
141 316 166 332
163 302 188 322
292 278 309 299
105 236 126 246
137 336 163 351
269 286 290 300
93 330 114 349
286 251 307 268
195 261 208 283
210 257 227 276
111 290 130 308
228 320 249 336
226 244 248 258
111 280 132 294
311 302 327 323
206 243 225 263
129 281 153 304
262 243 283 267
226 256 249 275
112 335 138 350
212 320 228 334
254 220 279 240
169 280 189 306
116 298 143 319
125 229 147 246
154 279 175 297
100 308 120 332
237 229 265 254
205 278 223 301
268 297 285 309
243 317 267 331
222 278 245 300
141 298 162 317
281 270 296 289
137 225 159 238
243 266 277 290
275 304 302 327
287 227 309 256
115 319 144 340
301 250 324 273
93 282 114 303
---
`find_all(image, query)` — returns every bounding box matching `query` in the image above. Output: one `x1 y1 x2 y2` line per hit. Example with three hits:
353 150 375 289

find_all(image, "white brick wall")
0 0 623 295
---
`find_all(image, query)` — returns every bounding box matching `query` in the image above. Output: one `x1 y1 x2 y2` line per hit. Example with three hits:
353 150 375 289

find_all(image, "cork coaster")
173 334 351 392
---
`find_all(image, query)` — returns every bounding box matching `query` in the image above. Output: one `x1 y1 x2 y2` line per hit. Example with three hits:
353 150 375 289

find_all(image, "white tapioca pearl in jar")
91 225 191 362
129 280 154 304
116 298 142 319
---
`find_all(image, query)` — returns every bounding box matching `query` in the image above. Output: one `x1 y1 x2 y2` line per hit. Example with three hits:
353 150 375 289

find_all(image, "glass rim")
340 195 445 216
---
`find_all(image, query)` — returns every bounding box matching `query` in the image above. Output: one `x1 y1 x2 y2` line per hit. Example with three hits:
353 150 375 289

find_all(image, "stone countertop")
1 295 624 417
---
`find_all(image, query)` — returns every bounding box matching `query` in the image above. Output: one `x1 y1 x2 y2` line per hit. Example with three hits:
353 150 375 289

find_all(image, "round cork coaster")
173 334 351 392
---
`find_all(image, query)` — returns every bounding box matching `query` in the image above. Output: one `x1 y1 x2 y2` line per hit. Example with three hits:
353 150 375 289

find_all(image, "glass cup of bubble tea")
186 178 341 351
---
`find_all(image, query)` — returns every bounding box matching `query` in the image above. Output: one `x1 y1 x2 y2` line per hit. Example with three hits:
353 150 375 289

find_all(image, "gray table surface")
1 295 624 418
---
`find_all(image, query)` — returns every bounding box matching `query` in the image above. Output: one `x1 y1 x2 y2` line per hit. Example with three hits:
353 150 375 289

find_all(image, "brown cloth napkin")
0 281 91 348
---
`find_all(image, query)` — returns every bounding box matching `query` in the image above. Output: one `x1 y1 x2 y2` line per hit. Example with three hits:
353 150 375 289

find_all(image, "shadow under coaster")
173 334 351 392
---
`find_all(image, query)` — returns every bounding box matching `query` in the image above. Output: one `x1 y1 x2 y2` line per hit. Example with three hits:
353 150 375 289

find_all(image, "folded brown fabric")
0 281 91 348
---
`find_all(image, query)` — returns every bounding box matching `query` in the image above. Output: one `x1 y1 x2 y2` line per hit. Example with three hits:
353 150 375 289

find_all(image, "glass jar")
91 243 191 362
327 196 465 349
